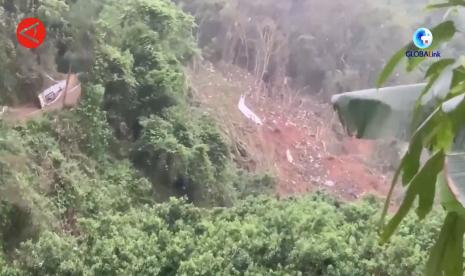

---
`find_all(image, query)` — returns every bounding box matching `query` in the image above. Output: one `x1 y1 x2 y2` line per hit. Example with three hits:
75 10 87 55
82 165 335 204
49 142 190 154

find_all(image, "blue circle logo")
413 28 433 49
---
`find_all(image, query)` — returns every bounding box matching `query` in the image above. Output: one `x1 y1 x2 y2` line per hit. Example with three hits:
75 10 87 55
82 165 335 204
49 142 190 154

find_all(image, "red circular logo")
16 18 46 49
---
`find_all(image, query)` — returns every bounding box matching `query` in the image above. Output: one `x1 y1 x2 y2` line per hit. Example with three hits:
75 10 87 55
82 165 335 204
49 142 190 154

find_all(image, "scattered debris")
238 95 263 125
188 63 391 201
324 180 335 187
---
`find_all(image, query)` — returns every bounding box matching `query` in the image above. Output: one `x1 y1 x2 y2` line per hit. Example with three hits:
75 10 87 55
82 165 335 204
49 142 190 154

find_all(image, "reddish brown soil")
188 64 391 200
255 98 388 199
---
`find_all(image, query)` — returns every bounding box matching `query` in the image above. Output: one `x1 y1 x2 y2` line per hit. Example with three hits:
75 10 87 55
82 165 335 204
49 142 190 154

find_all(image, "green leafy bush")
132 108 238 206
84 0 252 206
6 195 442 275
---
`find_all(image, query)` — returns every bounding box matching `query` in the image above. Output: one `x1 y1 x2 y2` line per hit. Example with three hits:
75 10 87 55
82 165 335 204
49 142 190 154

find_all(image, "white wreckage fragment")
286 149 294 164
0 106 8 117
238 95 263 125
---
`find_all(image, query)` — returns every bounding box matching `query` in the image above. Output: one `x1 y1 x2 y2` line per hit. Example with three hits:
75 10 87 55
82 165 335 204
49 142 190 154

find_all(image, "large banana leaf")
442 95 465 209
331 84 425 140
332 84 465 211
331 67 457 141
445 151 465 206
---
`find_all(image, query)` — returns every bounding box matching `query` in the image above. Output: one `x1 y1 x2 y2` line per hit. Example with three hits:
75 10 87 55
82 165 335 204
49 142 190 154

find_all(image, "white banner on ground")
38 80 67 108
238 95 263 125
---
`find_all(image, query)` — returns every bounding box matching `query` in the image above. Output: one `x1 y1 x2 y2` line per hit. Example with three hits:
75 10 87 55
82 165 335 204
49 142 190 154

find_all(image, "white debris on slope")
324 180 335 187
0 106 8 117
286 149 294 164
238 95 263 125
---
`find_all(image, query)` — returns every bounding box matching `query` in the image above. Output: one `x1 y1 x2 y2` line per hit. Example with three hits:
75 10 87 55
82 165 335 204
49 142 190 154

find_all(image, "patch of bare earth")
188 63 391 200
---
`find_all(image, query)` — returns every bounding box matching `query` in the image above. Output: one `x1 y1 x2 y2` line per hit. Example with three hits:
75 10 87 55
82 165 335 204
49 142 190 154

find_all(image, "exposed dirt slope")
188 63 391 200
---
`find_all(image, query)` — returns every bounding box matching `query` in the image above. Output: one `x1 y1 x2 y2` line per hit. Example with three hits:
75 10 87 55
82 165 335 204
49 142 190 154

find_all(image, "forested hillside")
0 0 454 275
176 0 427 97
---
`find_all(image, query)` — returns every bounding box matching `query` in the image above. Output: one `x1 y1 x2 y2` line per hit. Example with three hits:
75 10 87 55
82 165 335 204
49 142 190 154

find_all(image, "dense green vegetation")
0 0 458 275
0 194 444 275
2 0 273 206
